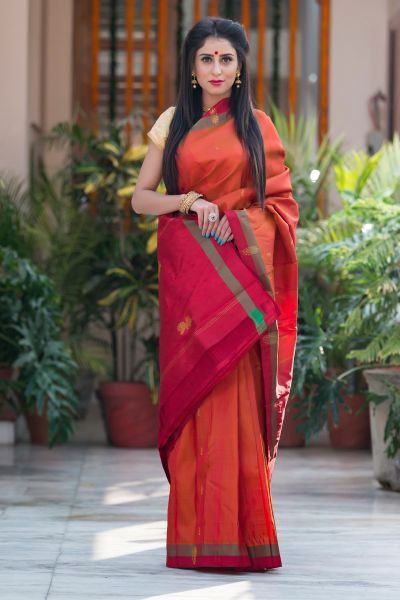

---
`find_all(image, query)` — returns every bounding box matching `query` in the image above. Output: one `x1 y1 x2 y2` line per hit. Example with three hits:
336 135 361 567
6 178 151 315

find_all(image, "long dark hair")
162 17 266 208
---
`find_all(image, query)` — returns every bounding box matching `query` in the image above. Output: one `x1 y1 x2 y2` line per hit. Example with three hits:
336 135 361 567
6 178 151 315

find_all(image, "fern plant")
294 133 400 446
298 192 400 453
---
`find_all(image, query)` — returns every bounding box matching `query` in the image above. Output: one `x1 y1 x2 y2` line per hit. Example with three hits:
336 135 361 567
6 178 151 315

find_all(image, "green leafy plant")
44 119 161 393
0 247 79 444
294 136 400 452
0 176 31 257
270 102 342 223
335 133 400 203
97 227 159 396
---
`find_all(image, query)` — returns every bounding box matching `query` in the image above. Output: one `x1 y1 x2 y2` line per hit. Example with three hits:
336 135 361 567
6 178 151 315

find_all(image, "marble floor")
0 444 399 600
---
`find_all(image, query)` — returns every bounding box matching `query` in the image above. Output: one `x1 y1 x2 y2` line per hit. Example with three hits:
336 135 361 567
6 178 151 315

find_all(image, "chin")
205 85 229 94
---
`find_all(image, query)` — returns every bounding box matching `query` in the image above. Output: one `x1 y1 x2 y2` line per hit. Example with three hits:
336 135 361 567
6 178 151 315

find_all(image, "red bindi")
214 51 218 54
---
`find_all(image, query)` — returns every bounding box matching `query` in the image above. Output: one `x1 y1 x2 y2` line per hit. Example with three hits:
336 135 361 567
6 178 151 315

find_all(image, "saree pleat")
166 343 281 569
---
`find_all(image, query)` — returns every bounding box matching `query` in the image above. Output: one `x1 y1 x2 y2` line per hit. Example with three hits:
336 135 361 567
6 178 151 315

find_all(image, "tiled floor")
0 443 399 600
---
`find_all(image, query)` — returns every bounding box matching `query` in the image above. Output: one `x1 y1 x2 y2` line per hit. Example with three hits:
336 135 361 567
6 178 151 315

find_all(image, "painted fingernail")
206 233 210 238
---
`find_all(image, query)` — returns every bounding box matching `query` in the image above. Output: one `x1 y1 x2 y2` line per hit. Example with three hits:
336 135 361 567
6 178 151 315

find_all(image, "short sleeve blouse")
147 106 176 150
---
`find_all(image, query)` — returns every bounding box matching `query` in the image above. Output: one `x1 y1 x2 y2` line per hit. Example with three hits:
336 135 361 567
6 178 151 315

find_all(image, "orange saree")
156 97 298 570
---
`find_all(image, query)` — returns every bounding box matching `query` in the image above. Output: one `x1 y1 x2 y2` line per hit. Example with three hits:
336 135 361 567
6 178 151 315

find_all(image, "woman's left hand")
212 214 234 244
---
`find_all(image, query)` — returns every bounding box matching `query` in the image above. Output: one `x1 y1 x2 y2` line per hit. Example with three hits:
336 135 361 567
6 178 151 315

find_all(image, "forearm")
131 189 183 215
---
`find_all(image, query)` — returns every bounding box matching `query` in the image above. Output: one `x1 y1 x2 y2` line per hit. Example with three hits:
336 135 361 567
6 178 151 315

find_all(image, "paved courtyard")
0 444 399 600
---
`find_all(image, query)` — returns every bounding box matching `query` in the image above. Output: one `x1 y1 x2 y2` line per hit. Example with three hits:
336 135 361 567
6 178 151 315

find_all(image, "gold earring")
235 70 242 88
191 71 198 89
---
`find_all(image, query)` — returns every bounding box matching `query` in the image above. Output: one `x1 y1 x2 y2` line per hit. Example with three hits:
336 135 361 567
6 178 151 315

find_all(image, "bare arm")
131 138 230 239
131 141 183 215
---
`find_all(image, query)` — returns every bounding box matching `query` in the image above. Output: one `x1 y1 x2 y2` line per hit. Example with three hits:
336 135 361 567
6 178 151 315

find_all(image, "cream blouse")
147 106 176 150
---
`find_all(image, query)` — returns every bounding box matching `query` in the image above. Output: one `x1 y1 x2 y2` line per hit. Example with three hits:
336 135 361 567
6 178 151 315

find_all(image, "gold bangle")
179 191 201 214
179 191 203 214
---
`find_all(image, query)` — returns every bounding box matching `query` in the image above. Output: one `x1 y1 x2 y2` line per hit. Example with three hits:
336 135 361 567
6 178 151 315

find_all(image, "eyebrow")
199 52 234 57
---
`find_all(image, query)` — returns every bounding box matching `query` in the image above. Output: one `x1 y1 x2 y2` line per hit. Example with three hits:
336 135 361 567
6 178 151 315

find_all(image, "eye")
200 56 233 63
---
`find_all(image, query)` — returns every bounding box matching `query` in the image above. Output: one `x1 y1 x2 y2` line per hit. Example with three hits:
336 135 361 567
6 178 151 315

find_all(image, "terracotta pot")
97 381 159 448
0 366 18 422
279 395 306 447
328 393 371 449
25 403 49 445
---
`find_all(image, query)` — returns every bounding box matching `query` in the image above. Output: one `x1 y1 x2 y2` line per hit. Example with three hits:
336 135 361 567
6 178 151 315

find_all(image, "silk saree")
152 97 298 570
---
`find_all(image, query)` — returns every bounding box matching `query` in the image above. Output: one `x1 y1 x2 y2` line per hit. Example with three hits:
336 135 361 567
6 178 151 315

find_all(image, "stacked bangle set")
178 190 203 214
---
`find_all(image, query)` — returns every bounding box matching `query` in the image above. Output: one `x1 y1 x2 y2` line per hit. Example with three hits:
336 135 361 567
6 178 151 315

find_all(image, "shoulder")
253 108 276 132
253 108 285 154
147 106 176 150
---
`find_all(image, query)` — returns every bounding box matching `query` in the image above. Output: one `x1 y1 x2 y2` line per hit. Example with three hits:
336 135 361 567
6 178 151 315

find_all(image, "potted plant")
25 162 115 417
0 246 80 445
271 105 342 446
96 227 160 448
295 225 372 449
0 177 30 437
298 136 400 474
0 166 109 422
46 118 161 447
335 197 400 488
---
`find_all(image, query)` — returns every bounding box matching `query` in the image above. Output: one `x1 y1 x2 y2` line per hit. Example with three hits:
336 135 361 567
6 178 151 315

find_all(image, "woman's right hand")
190 198 220 237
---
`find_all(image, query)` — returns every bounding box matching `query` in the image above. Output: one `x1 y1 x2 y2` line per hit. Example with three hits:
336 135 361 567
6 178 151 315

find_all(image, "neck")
202 92 231 110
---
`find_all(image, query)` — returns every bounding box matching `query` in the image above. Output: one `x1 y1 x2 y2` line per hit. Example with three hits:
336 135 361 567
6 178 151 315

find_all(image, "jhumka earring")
235 70 242 88
191 71 198 88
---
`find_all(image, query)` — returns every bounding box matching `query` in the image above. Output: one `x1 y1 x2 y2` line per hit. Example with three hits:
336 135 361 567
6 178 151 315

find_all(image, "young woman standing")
132 16 298 571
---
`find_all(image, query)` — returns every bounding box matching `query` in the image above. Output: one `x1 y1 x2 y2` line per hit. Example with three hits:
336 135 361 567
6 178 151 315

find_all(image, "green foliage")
0 247 79 445
0 176 31 257
44 119 161 387
294 136 400 444
26 164 114 374
306 199 400 366
336 133 400 203
270 103 342 223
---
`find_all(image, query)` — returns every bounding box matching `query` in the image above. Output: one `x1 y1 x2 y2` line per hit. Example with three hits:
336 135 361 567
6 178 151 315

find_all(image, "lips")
209 80 224 83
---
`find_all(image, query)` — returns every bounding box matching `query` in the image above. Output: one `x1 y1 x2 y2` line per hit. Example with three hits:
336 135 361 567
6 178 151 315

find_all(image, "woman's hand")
212 214 234 244
190 198 220 236
190 199 234 243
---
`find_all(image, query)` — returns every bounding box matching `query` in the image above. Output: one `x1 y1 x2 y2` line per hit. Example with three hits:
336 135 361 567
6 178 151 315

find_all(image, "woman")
132 17 298 571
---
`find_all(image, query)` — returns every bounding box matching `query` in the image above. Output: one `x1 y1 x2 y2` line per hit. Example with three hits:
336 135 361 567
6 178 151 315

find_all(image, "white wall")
41 0 74 171
0 0 30 181
329 0 389 152
0 0 74 181
43 0 73 132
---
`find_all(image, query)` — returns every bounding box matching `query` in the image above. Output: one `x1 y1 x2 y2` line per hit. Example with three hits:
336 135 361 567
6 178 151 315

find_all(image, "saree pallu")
157 101 298 570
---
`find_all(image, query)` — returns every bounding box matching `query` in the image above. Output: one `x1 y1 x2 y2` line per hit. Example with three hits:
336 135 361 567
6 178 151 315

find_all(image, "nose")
211 58 222 76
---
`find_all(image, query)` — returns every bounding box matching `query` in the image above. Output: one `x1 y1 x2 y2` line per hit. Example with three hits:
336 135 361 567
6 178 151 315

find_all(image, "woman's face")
193 36 239 99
